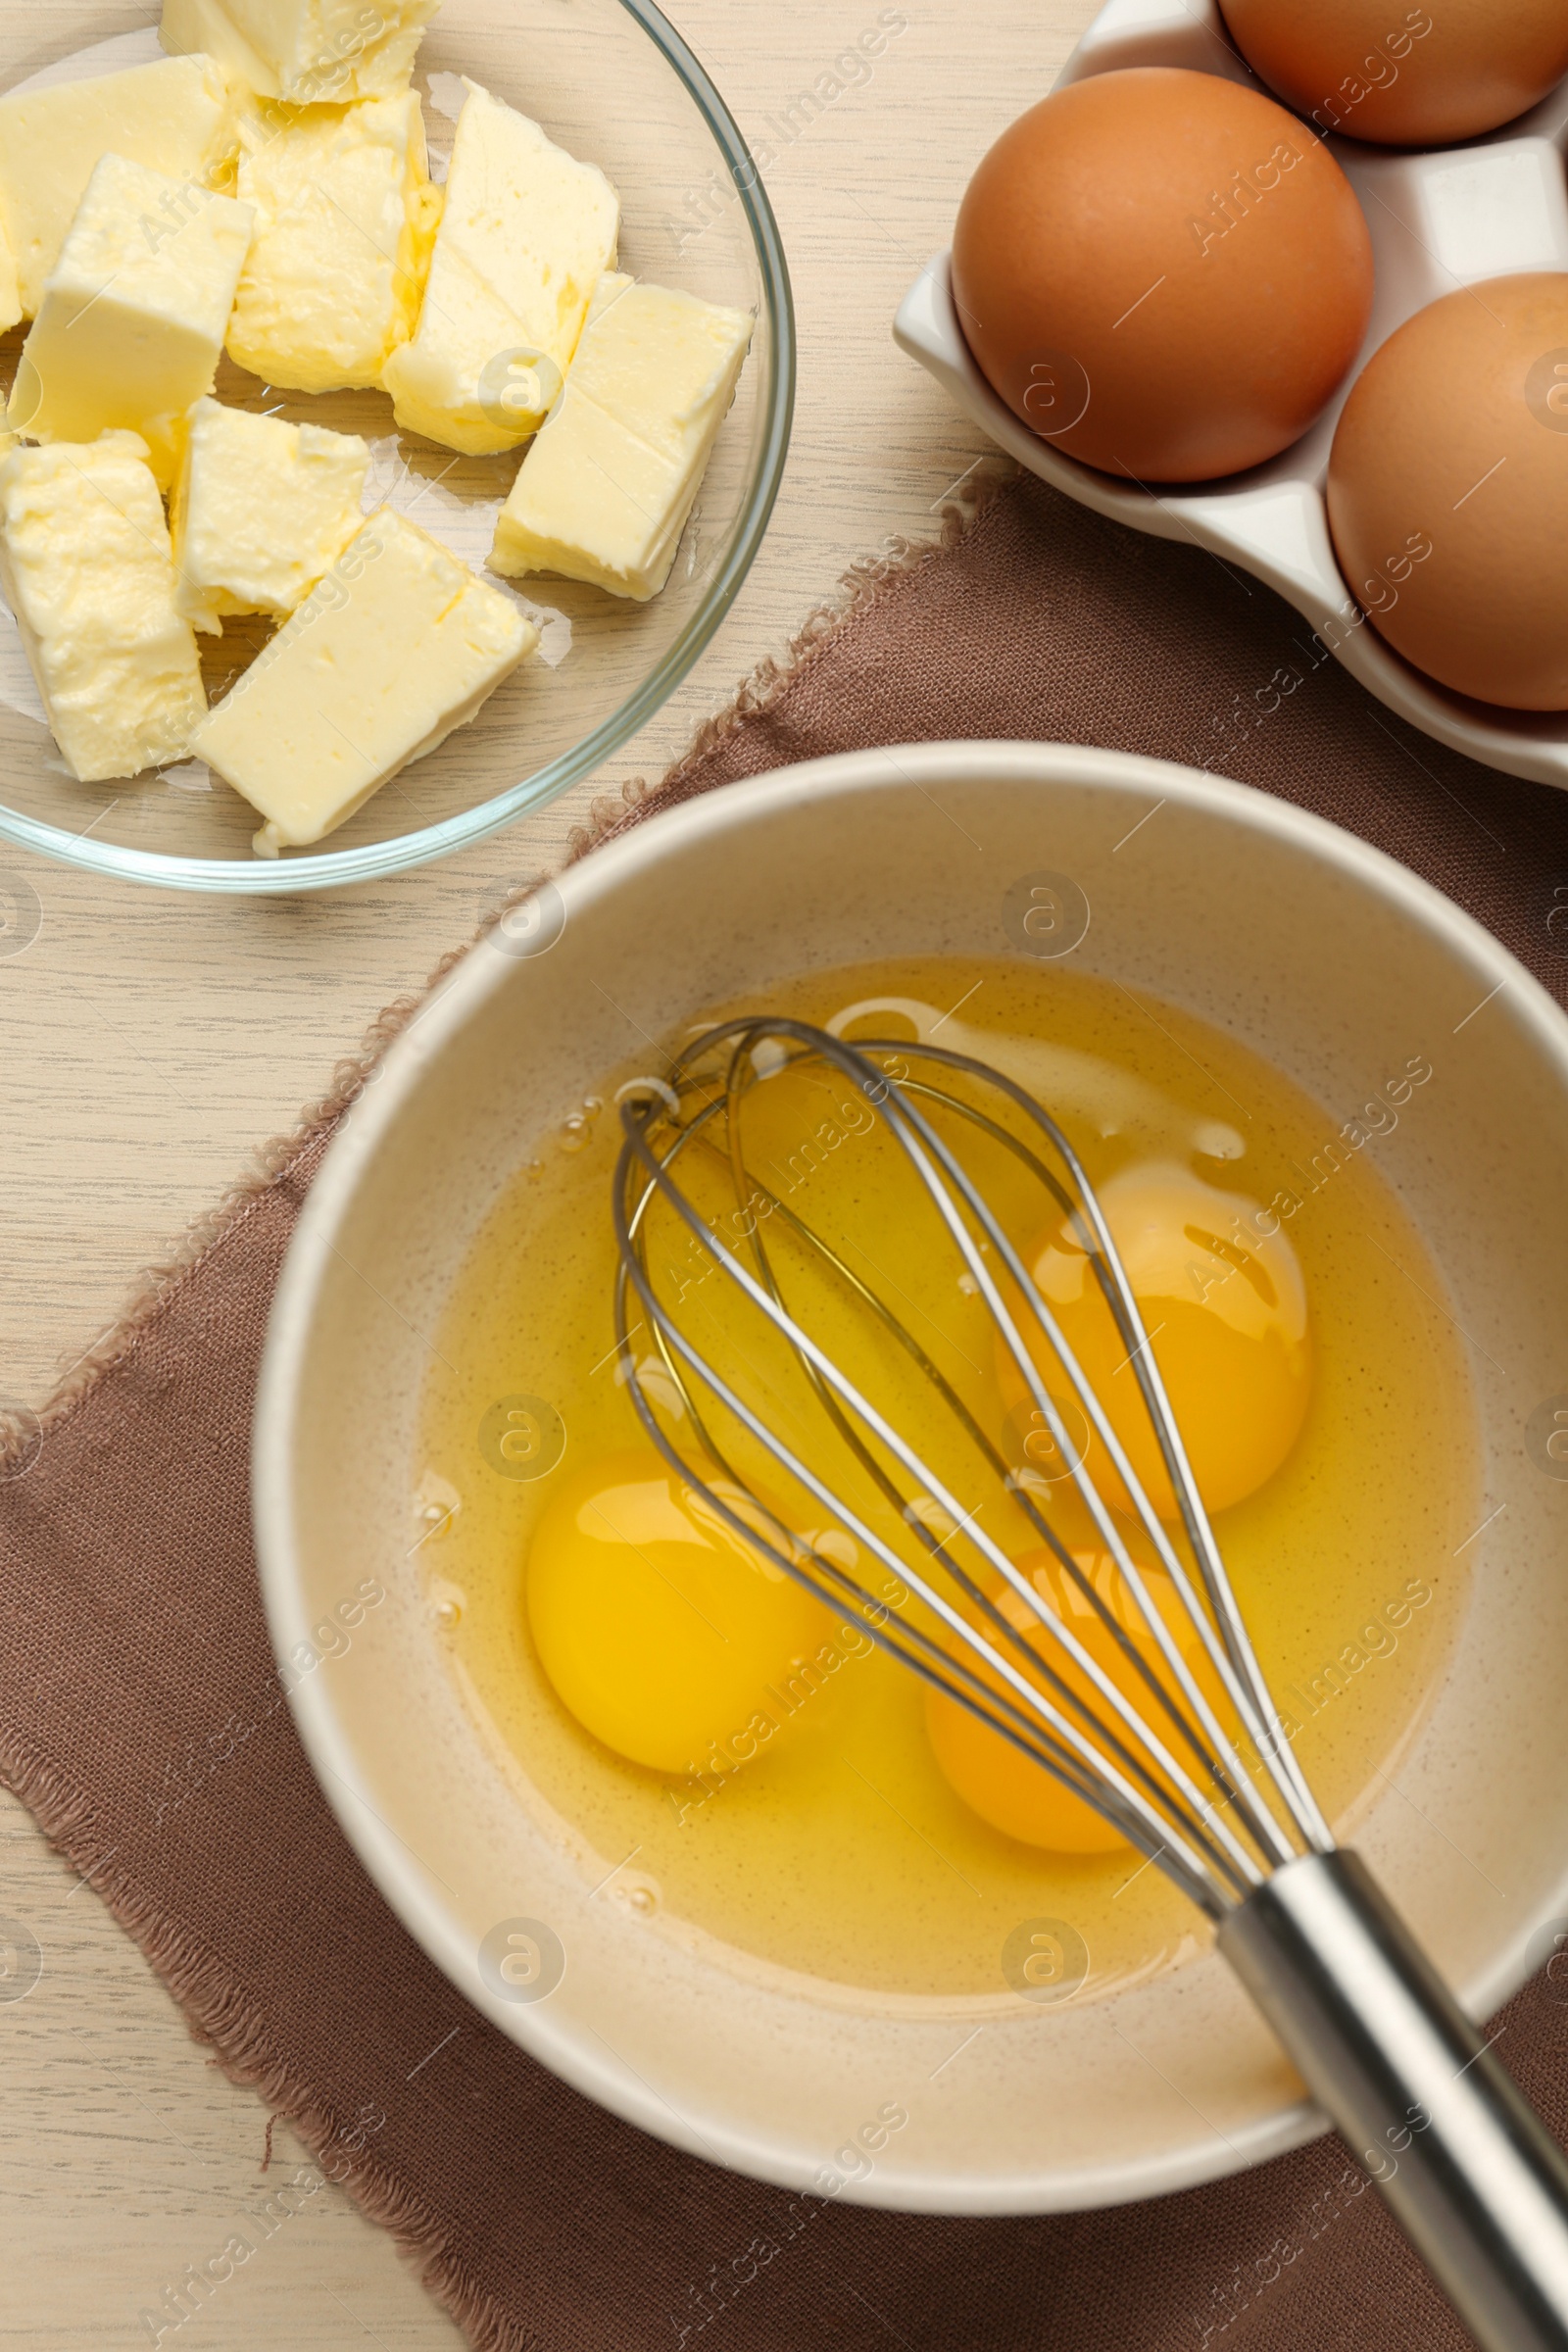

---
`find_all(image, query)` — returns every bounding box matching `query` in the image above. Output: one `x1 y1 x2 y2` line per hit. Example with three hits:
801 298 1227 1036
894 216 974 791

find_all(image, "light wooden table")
1 3 1089 2340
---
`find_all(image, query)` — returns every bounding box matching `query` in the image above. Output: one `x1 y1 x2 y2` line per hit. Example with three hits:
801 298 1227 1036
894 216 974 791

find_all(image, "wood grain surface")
1 3 1091 2340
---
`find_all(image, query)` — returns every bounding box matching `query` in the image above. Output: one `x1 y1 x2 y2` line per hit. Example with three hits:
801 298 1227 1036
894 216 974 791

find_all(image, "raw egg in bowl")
255 741 1568 2211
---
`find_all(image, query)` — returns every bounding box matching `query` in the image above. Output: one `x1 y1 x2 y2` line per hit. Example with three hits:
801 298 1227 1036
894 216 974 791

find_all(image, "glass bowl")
0 0 794 893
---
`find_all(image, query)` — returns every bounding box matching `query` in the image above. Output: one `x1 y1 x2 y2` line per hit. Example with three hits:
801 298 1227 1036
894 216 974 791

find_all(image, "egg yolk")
998 1161 1311 1519
925 1544 1208 1853
526 1451 831 1774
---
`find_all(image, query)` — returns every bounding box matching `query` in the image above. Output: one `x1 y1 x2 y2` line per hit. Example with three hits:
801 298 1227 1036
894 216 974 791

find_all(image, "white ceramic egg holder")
894 0 1568 789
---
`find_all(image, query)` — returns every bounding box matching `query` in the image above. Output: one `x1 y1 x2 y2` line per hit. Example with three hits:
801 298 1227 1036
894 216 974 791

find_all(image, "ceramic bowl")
254 741 1568 2210
0 1 792 893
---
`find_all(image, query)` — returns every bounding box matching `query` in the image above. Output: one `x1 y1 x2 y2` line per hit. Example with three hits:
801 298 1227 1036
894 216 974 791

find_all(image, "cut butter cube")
0 54 239 323
491 274 754 601
380 81 618 456
227 90 440 393
10 154 255 490
172 396 369 633
161 0 440 105
191 508 536 854
0 432 206 783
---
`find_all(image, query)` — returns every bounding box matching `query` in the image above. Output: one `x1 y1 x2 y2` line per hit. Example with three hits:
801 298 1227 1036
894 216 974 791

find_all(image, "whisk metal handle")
1220 1850 1568 2352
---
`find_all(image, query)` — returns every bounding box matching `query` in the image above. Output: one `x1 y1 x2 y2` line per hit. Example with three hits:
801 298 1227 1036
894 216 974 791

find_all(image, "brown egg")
1327 273 1568 710
952 70 1373 483
1220 0 1568 146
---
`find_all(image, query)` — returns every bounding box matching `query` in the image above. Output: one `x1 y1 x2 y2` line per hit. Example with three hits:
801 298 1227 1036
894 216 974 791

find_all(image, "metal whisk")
612 1017 1568 2352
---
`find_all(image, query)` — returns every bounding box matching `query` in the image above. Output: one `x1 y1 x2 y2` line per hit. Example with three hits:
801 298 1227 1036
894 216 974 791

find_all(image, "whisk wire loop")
706 1152 1260 1847
613 1136 1251 1902
612 1018 1327 1913
818 1049 1302 1871
870 1038 1329 1852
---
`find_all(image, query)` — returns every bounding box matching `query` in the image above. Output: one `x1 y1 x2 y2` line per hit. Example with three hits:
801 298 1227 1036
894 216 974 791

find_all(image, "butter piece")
491 273 754 600
161 0 441 104
227 90 440 392
0 55 238 321
381 81 618 456
191 507 535 853
172 396 369 632
0 432 206 782
10 154 255 489
0 207 18 334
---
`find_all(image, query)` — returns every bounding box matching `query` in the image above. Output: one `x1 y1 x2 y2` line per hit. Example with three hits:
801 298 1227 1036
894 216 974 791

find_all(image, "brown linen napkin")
7 470 1568 2352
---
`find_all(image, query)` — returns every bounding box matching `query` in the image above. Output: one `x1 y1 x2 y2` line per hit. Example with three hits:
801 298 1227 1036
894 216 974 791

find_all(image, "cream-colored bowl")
254 742 1568 2213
